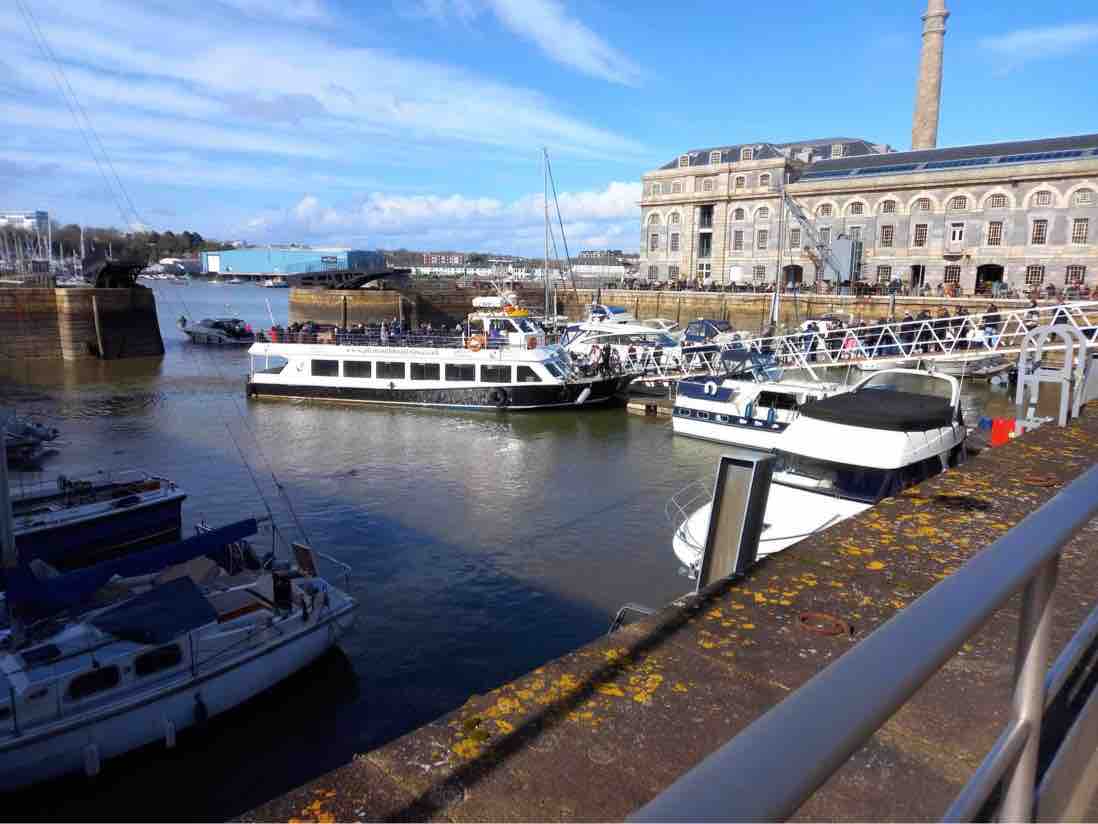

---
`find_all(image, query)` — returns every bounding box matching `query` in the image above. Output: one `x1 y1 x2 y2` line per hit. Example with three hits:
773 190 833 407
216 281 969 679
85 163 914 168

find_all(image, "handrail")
632 462 1098 822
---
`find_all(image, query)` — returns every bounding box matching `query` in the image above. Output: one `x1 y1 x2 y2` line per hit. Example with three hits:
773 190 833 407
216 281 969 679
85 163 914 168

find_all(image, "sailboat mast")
543 148 551 321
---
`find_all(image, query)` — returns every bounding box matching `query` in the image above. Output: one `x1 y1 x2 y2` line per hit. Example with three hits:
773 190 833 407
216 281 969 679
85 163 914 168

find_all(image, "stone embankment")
290 283 1033 331
249 408 1098 821
0 286 163 361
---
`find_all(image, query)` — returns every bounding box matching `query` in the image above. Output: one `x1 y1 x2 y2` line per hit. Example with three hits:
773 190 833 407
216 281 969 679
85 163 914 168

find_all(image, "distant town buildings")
0 210 50 236
422 251 466 266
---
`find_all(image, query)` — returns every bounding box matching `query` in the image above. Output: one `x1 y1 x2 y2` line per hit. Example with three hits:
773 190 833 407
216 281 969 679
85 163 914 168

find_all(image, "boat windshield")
859 372 953 401
772 451 897 503
710 321 733 332
515 318 540 333
601 332 677 347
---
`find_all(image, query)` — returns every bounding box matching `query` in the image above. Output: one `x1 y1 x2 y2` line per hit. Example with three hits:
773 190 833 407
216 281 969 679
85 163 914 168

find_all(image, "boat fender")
704 380 718 396
83 743 101 777
194 693 209 728
491 388 509 409
575 386 592 405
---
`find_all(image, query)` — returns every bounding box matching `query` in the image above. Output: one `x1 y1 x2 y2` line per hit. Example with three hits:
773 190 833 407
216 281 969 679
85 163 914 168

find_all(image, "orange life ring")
468 335 485 352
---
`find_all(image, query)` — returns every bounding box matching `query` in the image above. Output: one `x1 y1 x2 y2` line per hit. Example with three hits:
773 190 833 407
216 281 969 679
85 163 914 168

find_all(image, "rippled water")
0 282 1028 819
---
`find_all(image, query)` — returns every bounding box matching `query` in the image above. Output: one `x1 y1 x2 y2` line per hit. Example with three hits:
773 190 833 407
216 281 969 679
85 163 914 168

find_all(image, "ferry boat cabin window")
67 665 122 701
480 365 511 383
544 361 565 379
445 364 475 381
516 366 542 383
377 362 406 380
343 361 372 378
311 359 339 377
135 644 183 677
411 363 441 380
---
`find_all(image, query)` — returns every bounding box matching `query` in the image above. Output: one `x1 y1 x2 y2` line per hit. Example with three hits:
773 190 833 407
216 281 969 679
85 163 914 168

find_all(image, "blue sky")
1 0 1096 254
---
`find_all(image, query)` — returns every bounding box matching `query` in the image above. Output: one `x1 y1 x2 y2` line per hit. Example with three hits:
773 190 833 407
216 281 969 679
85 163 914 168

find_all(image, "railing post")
1002 557 1059 822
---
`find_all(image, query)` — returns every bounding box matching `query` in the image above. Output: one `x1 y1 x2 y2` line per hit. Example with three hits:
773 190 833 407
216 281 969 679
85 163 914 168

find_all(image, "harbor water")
0 282 1022 820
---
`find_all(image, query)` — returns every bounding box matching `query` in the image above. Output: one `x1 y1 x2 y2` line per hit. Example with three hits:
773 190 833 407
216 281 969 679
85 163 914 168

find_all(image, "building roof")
797 133 1098 182
658 138 888 171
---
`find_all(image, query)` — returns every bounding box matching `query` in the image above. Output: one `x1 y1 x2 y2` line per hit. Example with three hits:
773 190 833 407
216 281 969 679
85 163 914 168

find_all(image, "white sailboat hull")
0 602 354 791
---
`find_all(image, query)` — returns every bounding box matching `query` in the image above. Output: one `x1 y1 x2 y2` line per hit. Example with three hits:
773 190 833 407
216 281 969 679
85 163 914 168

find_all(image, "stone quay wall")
0 287 163 361
290 284 1035 332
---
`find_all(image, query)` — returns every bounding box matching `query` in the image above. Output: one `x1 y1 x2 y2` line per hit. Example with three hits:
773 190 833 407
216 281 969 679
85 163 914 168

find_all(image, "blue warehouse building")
200 247 384 275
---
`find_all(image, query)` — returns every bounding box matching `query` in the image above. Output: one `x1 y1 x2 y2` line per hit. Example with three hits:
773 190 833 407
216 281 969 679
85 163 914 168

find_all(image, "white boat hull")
672 415 787 451
672 483 870 571
0 602 354 791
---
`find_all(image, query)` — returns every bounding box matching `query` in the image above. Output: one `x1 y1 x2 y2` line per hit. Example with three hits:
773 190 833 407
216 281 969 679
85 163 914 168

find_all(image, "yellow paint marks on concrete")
866 561 886 571
754 592 768 604
741 623 756 630
673 682 689 693
597 683 625 697
495 719 514 734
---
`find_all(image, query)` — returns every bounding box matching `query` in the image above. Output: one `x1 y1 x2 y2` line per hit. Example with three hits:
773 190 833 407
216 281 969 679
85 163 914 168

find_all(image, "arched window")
913 197 932 212
734 176 746 190
948 195 968 211
733 208 745 221
740 147 754 161
986 193 1008 209
678 155 689 168
669 213 680 225
709 150 722 165
1074 189 1095 206
848 202 865 216
648 213 661 225
879 200 897 214
759 173 771 188
1031 190 1053 207
816 204 833 217
756 206 770 220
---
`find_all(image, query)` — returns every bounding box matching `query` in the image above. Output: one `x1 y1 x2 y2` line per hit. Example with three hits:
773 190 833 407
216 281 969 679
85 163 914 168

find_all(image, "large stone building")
639 0 1098 294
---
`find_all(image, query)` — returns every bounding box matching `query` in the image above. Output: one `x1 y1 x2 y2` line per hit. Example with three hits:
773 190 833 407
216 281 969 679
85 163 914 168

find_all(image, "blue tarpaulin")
91 577 219 644
7 519 257 614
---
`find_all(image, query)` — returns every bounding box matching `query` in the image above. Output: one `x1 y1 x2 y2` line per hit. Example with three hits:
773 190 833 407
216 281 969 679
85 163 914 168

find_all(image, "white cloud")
215 0 331 23
980 22 1098 68
243 182 641 253
0 0 645 159
413 0 640 85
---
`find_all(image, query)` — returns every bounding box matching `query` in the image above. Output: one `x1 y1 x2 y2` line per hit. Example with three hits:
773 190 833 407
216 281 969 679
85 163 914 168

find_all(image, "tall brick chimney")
911 0 949 150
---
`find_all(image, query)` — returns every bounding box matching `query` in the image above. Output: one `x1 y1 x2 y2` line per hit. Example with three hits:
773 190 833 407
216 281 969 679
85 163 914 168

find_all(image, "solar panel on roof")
853 163 920 175
924 157 994 170
800 169 854 180
998 149 1085 164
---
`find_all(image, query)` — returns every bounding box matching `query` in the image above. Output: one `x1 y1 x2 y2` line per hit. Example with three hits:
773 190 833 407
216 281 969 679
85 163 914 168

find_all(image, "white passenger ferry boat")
669 369 967 575
247 298 628 410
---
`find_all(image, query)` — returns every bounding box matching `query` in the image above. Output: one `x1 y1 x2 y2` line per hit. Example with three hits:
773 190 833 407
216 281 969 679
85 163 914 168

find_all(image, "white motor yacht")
670 369 966 576
560 320 685 373
672 373 846 451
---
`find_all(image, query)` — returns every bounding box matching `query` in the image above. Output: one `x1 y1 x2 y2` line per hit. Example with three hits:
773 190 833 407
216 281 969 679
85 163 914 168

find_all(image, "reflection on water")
0 283 1064 819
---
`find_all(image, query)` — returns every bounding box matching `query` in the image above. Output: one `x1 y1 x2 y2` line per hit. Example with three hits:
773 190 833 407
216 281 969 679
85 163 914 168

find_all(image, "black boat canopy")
799 390 955 432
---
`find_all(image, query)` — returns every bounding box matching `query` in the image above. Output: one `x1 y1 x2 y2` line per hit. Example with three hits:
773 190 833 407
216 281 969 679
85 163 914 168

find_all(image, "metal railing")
729 300 1098 376
632 463 1098 822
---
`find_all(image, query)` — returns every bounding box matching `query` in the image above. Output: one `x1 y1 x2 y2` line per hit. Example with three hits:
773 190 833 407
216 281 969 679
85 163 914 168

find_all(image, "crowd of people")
775 302 1053 362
